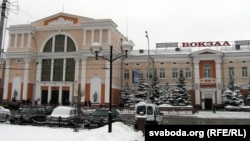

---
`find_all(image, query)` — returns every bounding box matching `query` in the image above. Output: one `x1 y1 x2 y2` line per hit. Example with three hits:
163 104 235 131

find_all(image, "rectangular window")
204 64 211 78
55 35 65 52
41 59 51 81
242 60 247 63
65 59 75 81
172 68 178 78
124 69 129 79
185 68 192 78
242 67 248 77
53 59 64 81
159 68 165 79
147 69 153 79
229 67 235 76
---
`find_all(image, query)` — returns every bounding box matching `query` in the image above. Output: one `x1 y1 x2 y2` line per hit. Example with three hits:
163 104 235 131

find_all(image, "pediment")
199 51 216 55
31 12 95 27
44 16 78 25
189 49 224 57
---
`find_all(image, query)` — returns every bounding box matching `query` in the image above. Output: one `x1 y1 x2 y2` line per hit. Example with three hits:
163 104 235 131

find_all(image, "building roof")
8 12 117 30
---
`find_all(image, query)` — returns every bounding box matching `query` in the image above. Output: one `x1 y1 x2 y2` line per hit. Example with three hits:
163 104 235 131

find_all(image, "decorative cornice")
44 16 78 26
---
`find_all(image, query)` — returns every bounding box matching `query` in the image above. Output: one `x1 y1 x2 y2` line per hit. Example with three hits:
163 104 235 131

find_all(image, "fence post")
135 115 146 135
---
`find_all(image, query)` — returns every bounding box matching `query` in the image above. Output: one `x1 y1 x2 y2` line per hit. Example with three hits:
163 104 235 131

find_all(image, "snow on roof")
158 104 193 108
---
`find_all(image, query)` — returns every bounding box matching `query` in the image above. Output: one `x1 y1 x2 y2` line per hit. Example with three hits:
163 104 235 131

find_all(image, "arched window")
41 34 76 81
203 64 211 78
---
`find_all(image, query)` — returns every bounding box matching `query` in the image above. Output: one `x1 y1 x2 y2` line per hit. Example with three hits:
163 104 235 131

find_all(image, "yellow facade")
1 13 250 110
2 13 129 107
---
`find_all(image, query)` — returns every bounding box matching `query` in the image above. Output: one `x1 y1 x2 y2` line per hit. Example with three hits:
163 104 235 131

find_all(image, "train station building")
1 12 250 110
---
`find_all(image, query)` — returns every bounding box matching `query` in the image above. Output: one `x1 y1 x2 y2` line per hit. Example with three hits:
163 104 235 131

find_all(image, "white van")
134 102 163 125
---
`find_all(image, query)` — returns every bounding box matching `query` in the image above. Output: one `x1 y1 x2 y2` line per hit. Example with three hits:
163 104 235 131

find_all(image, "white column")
28 33 32 48
62 59 66 81
108 29 111 44
99 29 103 43
48 86 51 104
215 59 222 104
59 86 62 105
22 58 30 100
74 58 80 99
34 59 41 103
193 59 201 107
50 59 54 81
70 83 73 103
80 58 87 102
14 34 17 48
83 29 86 45
91 29 94 43
74 58 80 84
105 61 110 103
3 59 10 100
36 59 42 82
21 33 24 48
8 33 12 48
73 58 80 103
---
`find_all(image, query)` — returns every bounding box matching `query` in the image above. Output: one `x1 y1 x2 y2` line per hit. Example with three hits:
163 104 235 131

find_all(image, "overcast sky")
4 0 250 50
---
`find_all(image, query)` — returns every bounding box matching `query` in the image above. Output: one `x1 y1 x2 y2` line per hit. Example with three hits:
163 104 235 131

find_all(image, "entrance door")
62 90 69 105
41 90 48 105
51 90 59 105
205 98 212 110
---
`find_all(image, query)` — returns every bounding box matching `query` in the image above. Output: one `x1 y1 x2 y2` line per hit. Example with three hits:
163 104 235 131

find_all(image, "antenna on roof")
126 17 128 40
62 4 64 12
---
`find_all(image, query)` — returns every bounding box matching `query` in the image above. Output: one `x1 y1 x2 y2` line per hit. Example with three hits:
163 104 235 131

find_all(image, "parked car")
44 105 56 115
9 105 49 125
0 101 11 109
84 108 122 128
0 106 11 122
134 102 163 125
0 101 21 110
46 106 84 127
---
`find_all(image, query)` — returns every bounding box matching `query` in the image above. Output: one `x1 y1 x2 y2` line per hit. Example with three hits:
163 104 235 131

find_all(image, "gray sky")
4 0 250 50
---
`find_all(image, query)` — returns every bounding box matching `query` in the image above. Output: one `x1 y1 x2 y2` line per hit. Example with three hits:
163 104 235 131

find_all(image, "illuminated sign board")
132 70 139 84
156 42 178 48
234 40 250 45
156 40 250 48
181 41 231 47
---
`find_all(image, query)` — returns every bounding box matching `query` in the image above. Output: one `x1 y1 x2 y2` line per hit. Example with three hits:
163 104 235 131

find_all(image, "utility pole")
0 0 18 56
0 0 8 57
0 0 17 102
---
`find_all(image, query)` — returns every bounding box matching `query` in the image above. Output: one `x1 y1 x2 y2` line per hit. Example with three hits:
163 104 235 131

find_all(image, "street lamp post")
90 41 133 133
248 79 250 94
31 34 38 105
145 31 151 103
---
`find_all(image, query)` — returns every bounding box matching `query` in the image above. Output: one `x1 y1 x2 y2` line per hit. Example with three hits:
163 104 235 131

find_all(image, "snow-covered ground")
119 108 250 119
1 110 250 141
158 110 250 119
191 111 250 119
0 122 144 141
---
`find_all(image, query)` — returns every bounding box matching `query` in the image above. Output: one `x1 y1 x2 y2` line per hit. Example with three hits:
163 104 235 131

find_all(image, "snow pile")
0 122 144 141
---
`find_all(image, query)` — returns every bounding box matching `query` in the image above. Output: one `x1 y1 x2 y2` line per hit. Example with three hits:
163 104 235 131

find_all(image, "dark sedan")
9 105 49 125
84 109 122 128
